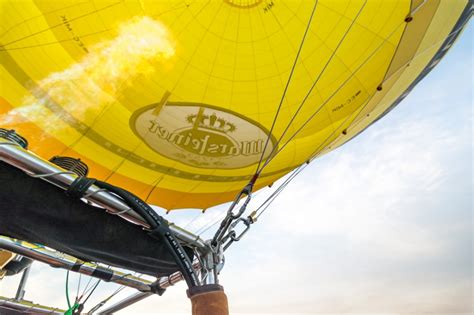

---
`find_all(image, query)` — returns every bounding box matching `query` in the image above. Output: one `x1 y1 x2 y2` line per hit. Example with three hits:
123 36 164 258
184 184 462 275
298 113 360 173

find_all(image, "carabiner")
229 217 252 242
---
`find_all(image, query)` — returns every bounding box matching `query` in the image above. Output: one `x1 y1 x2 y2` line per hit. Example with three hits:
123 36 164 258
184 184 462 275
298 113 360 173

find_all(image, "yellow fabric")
0 0 469 209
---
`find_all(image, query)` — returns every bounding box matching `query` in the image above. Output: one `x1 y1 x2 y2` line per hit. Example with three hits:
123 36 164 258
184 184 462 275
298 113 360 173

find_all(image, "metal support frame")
0 134 225 312
0 236 155 292
14 265 30 300
0 138 208 251
200 241 224 285
0 236 208 314
0 296 64 314
97 292 152 314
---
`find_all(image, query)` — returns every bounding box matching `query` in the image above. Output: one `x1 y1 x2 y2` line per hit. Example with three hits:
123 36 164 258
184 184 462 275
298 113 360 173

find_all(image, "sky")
1 18 472 315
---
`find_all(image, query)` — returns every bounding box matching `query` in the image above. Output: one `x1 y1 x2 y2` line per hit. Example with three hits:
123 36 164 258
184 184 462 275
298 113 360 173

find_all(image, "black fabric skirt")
0 161 190 277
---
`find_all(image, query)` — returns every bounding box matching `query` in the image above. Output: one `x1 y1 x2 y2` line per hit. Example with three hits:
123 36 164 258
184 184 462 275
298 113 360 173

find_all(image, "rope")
253 0 452 174
75 274 81 304
256 0 368 175
255 164 308 220
64 271 80 315
65 271 71 310
81 279 101 305
258 18 407 173
87 272 141 313
255 0 320 173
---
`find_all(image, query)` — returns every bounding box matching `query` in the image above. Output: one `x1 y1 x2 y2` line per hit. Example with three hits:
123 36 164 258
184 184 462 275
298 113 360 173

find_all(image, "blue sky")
1 19 472 315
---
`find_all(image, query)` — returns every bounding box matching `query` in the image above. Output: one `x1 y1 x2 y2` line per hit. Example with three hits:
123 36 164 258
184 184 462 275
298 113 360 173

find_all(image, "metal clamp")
222 214 256 251
198 242 225 285
229 182 253 219
229 217 252 242
212 180 255 247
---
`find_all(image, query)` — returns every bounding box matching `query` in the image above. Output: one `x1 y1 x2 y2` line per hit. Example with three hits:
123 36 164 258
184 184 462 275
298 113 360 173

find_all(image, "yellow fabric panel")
329 0 470 152
0 0 470 209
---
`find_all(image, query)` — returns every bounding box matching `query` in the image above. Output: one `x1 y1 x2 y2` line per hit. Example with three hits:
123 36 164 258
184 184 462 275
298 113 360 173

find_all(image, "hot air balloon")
0 0 471 313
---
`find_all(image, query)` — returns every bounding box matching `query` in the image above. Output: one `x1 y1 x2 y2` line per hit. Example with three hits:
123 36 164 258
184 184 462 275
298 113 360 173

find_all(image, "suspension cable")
255 0 438 174
255 0 320 173
256 1 368 175
255 164 308 220
213 0 321 252
265 0 466 174
257 19 408 174
218 0 465 252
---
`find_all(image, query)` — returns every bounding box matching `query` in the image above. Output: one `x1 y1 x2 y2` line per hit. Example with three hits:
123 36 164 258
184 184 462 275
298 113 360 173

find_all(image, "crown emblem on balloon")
186 112 236 133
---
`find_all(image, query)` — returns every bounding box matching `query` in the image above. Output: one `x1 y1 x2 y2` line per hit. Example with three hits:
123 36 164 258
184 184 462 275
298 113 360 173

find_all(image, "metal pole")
0 296 64 314
94 259 202 314
97 292 152 314
14 265 31 300
1 236 203 294
0 237 154 292
0 139 208 251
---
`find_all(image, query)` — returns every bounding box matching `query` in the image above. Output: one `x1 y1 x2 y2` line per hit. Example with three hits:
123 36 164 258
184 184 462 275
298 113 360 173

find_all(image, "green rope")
64 270 81 315
65 270 71 309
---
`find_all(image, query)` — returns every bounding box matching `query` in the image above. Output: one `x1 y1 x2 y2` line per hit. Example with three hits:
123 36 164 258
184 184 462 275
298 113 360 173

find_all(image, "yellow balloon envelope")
0 0 470 209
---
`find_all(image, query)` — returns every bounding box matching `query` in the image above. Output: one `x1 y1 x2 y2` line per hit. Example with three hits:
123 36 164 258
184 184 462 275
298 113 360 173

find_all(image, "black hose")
94 181 161 229
93 180 199 288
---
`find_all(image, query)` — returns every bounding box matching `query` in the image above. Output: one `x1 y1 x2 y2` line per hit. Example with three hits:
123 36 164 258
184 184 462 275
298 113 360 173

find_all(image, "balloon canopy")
0 0 470 209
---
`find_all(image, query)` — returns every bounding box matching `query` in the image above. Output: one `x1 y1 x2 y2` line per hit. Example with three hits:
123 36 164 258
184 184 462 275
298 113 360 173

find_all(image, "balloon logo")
131 103 276 169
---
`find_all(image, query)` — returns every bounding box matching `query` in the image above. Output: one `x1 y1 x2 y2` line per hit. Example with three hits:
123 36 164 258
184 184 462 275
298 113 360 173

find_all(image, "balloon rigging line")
183 211 204 229
255 0 319 174
311 12 472 156
253 96 373 221
194 189 265 236
257 18 408 174
251 24 454 218
75 273 82 302
254 164 308 220
81 280 99 302
197 166 307 237
79 274 94 300
197 211 228 236
252 97 373 221
88 285 126 313
244 1 447 222
81 279 101 306
256 0 368 176
255 91 376 220
337 32 467 136
87 272 140 313
144 176 165 202
304 18 473 162
256 0 434 175
78 268 111 303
